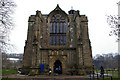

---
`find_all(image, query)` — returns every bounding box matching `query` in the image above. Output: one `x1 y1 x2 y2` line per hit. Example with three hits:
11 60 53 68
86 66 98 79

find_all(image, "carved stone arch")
49 56 67 74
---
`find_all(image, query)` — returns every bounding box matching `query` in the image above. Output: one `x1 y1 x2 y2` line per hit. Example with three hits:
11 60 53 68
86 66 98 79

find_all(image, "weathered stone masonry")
22 5 93 75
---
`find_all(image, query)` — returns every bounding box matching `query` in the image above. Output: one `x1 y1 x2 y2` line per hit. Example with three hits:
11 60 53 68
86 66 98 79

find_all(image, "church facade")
22 5 93 75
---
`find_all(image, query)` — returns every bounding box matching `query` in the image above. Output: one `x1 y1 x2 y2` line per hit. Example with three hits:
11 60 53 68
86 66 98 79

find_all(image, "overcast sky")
10 0 119 56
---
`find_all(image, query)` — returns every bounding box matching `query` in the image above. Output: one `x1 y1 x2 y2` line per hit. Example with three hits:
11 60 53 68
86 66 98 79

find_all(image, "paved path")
1 75 88 78
0 73 116 80
0 74 89 80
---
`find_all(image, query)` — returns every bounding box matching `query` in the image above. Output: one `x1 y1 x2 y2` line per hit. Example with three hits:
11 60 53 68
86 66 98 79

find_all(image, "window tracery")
50 14 66 45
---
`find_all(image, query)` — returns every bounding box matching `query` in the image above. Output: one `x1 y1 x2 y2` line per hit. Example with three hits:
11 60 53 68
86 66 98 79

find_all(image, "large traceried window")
50 14 66 45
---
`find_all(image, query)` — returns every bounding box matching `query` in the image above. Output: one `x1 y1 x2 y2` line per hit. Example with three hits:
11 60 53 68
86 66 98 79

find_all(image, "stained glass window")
57 22 59 33
53 22 56 33
60 23 63 33
50 14 66 45
49 36 52 45
64 23 66 33
50 23 52 33
53 36 55 45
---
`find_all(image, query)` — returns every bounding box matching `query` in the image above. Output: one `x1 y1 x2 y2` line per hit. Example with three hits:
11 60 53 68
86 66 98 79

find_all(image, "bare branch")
0 0 16 53
106 15 119 41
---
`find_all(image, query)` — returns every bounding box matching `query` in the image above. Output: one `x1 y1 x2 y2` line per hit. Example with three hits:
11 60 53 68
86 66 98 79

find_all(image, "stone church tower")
22 5 93 75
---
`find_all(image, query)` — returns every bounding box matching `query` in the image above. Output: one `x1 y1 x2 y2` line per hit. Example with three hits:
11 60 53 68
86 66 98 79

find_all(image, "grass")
94 70 120 80
98 76 120 80
95 70 118 74
2 68 18 76
104 70 118 75
1 78 25 80
98 77 111 80
94 75 120 80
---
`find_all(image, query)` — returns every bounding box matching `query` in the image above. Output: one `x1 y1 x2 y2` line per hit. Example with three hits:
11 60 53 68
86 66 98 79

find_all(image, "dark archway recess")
54 60 62 74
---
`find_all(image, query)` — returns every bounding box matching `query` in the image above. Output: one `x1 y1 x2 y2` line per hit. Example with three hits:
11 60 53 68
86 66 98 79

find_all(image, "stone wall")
22 5 93 75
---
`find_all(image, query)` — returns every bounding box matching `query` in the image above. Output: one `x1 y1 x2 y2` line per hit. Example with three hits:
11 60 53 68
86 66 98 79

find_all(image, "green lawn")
1 78 23 80
2 68 18 75
104 70 118 75
98 76 120 80
94 70 120 80
95 70 118 74
99 77 111 80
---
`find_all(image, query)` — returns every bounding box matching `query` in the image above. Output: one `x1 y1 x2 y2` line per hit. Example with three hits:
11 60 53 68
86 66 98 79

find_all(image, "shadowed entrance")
54 60 62 74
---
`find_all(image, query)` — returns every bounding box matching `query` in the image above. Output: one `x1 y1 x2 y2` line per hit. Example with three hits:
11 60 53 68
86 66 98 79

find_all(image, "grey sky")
10 0 119 56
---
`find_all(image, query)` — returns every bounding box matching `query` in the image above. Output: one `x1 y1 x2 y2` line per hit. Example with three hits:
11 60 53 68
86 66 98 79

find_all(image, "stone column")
77 42 85 75
78 43 84 67
29 13 40 74
29 41 39 75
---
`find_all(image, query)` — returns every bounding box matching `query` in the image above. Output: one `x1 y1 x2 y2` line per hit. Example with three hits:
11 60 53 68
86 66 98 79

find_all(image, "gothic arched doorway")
54 60 62 74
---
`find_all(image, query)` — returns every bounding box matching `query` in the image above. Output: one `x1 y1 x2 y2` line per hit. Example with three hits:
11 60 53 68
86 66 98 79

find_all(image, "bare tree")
106 15 119 41
107 15 120 76
0 0 16 53
107 2 120 76
93 53 118 69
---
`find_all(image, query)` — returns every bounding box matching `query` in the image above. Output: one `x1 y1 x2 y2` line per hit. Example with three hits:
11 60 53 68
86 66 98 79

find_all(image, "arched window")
50 14 66 45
